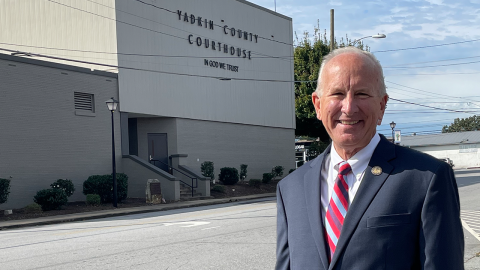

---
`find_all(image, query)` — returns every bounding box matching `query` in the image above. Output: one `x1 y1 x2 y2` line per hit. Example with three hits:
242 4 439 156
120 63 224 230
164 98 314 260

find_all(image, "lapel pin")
371 166 382 176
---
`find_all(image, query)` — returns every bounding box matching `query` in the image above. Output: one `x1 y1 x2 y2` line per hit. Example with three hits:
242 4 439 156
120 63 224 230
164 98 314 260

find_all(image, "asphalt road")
1 169 479 270
0 198 277 270
455 168 480 269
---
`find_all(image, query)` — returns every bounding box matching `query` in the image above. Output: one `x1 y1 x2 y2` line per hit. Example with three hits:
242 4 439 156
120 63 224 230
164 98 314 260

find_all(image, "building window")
74 92 95 112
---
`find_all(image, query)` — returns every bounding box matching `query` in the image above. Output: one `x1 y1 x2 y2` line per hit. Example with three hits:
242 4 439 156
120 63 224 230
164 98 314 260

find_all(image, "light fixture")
106 97 119 207
351 33 387 46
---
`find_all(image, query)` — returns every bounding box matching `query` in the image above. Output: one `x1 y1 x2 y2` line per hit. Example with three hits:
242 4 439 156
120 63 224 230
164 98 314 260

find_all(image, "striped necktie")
325 161 351 261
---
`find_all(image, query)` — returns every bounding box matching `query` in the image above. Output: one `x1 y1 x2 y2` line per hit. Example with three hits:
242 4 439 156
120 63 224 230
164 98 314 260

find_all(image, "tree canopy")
442 115 480 133
293 27 368 141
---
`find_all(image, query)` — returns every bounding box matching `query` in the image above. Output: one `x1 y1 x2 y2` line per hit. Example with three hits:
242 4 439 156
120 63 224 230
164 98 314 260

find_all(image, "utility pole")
330 9 334 52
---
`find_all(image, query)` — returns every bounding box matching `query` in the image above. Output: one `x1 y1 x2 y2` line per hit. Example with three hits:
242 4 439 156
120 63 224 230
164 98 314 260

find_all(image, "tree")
442 115 480 133
293 24 368 141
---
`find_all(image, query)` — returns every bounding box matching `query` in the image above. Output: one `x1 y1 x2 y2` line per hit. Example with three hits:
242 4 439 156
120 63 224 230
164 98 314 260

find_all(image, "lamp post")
106 97 119 208
351 34 386 46
390 121 396 143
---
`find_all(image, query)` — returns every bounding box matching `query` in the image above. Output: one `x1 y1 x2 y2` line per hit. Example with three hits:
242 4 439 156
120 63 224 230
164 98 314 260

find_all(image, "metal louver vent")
74 92 94 112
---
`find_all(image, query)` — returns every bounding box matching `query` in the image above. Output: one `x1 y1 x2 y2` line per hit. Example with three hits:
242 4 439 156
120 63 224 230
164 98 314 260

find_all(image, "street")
0 198 277 269
1 169 479 270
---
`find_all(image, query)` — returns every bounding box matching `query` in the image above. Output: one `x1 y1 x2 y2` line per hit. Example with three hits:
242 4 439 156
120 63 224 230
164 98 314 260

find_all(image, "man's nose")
341 94 358 115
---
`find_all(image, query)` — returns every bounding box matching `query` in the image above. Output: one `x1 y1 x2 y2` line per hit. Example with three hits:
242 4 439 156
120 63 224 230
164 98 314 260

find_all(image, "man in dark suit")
276 47 464 269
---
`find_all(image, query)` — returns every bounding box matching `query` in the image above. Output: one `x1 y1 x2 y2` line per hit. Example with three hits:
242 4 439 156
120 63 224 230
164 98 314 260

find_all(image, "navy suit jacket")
276 135 464 270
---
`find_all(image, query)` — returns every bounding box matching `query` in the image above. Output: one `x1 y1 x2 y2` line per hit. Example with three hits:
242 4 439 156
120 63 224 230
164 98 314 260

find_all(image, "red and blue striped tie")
325 161 351 261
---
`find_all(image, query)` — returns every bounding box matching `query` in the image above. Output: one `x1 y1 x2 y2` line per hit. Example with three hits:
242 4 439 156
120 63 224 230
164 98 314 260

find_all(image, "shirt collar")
330 133 381 177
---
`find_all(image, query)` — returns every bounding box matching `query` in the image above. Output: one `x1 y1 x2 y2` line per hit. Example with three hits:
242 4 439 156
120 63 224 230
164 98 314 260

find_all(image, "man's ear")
377 94 388 125
312 91 322 121
380 94 388 112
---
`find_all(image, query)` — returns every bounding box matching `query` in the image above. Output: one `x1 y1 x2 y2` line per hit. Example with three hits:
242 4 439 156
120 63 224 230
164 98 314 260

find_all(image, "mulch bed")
0 180 279 222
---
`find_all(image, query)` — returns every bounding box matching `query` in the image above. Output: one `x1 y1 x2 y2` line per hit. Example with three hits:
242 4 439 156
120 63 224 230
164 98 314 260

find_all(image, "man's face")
312 53 388 155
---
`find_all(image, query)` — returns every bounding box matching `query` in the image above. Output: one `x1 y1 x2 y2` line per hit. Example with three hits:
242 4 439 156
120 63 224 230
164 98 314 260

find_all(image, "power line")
47 0 293 63
372 38 480 53
132 0 293 46
385 55 480 67
388 98 478 114
386 72 480 76
383 59 480 69
0 47 294 82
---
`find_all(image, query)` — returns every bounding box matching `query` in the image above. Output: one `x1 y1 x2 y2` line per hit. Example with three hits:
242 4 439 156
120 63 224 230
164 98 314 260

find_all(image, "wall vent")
74 92 95 112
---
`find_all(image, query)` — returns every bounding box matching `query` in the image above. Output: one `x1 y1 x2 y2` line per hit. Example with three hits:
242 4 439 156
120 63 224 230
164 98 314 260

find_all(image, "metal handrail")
149 158 197 197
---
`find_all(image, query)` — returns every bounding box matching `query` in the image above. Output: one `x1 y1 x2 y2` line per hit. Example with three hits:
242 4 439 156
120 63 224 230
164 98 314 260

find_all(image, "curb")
0 193 276 230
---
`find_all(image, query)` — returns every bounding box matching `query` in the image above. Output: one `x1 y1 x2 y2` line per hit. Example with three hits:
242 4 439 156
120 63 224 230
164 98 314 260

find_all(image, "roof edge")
236 0 292 21
0 53 118 78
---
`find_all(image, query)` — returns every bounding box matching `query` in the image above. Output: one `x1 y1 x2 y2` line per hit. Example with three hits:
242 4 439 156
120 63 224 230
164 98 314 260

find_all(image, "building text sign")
177 10 256 61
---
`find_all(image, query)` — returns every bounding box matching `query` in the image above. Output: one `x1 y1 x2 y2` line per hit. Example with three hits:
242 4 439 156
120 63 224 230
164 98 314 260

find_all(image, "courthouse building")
0 0 294 209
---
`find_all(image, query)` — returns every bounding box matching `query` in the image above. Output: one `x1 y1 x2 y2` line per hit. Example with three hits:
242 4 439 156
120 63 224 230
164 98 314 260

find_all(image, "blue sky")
249 0 480 137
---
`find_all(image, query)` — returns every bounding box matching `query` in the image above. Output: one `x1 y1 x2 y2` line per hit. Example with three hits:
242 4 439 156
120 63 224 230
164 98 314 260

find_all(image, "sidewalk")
0 193 276 230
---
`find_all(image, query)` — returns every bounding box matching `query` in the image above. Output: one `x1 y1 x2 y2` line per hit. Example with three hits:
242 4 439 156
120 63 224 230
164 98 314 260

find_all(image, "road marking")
201 226 221 231
163 221 210 228
461 210 480 241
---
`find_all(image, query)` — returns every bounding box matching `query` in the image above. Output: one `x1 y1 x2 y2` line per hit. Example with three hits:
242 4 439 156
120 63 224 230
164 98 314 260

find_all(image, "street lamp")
106 97 119 207
390 121 396 143
351 34 386 46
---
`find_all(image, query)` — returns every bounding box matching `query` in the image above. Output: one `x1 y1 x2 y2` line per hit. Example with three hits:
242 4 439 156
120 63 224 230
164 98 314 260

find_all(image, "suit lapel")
304 144 331 270
329 136 396 269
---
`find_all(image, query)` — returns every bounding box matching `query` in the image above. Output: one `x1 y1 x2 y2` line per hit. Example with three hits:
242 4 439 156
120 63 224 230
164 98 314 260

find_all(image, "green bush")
240 164 248 181
211 185 225 193
23 203 42 213
83 173 128 203
201 161 215 181
50 179 75 197
262 173 274 184
86 194 101 206
33 189 68 211
219 167 239 185
271 166 284 180
0 178 11 204
288 168 296 174
249 179 261 188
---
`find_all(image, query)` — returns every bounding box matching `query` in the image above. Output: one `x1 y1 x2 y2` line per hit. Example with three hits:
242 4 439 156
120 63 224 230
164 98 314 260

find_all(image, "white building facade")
401 131 480 169
0 0 295 208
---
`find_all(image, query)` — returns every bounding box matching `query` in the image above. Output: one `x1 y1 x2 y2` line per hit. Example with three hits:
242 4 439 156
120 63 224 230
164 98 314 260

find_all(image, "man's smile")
339 120 360 125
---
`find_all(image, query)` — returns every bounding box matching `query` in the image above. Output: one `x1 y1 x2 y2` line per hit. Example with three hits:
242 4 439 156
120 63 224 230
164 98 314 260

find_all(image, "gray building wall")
0 55 120 209
136 117 178 163
133 117 295 181
175 118 295 180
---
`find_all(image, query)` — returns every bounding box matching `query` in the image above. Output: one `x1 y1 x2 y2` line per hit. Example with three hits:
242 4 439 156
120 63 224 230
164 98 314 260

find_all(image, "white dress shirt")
320 133 381 222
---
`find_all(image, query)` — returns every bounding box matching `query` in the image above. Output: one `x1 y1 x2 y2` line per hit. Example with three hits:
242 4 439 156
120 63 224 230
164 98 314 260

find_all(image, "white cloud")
425 0 444 5
328 1 343 6
391 6 409 13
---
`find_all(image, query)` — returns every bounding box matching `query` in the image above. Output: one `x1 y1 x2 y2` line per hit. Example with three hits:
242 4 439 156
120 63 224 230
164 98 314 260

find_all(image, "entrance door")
148 133 168 172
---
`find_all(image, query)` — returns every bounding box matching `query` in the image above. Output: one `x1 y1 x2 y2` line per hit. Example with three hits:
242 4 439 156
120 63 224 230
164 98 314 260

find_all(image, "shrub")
33 189 68 211
86 194 101 206
201 161 215 181
288 168 296 174
50 179 75 197
83 173 128 203
240 164 248 181
211 185 225 193
0 178 11 204
262 173 274 184
249 179 261 188
271 166 284 180
219 167 239 185
23 203 42 213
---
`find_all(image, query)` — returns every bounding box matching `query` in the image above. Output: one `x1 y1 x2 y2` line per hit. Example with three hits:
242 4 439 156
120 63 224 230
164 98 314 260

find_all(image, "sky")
249 0 480 138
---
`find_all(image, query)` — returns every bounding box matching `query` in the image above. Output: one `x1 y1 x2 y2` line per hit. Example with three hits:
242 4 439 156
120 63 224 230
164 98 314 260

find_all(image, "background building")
400 131 480 169
0 0 294 209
